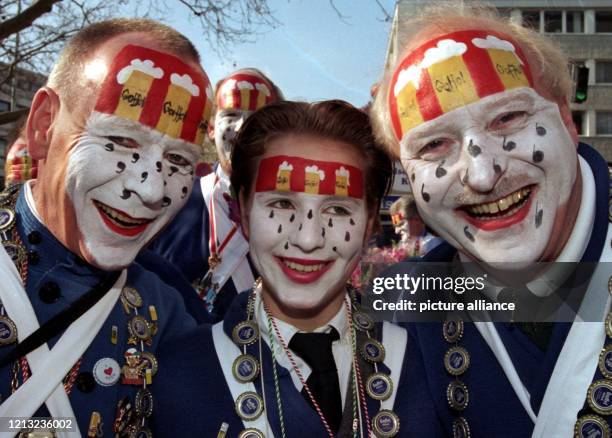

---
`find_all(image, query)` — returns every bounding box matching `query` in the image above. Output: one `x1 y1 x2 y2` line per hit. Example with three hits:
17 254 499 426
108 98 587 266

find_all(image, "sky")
164 0 397 108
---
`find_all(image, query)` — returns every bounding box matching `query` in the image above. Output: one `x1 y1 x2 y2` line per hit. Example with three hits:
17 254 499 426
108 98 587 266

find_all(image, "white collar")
24 180 44 224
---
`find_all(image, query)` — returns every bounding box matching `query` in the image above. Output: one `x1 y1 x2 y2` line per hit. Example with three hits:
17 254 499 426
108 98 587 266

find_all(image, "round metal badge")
360 339 386 363
128 315 152 341
443 319 464 343
238 428 265 438
444 346 471 376
0 315 17 346
372 409 400 437
599 345 612 379
366 372 393 401
587 380 612 415
3 242 25 266
235 391 264 421
575 414 610 438
135 387 154 418
232 321 259 346
122 286 143 309
0 208 15 232
139 351 159 377
606 313 612 339
353 312 374 331
232 354 260 383
452 417 471 438
92 357 121 387
447 380 469 411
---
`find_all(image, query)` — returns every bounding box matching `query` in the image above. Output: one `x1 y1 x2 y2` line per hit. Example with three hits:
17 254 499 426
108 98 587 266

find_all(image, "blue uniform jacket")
0 188 197 436
402 143 610 437
151 290 444 437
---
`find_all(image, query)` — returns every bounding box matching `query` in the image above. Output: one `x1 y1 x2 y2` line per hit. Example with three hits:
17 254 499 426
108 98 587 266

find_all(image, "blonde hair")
48 18 200 110
370 1 572 156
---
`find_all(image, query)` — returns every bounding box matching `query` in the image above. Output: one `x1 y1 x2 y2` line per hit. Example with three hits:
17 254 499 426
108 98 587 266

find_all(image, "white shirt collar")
24 180 44 223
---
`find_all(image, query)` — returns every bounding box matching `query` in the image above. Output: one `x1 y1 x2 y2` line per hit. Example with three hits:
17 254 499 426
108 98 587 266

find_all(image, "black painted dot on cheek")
463 226 475 242
141 172 148 182
131 153 140 163
350 218 355 226
493 160 501 174
307 210 313 219
535 203 543 228
321 227 325 237
467 139 481 157
104 143 114 152
328 218 333 227
435 160 447 178
181 187 188 199
502 136 516 152
277 224 282 233
345 231 350 242
162 197 172 207
536 123 547 136
120 189 131 200
269 210 274 219
168 166 178 177
421 184 430 203
333 246 338 253
289 213 295 222
116 162 126 173
156 162 162 172
298 223 303 231
284 242 289 250
532 144 544 163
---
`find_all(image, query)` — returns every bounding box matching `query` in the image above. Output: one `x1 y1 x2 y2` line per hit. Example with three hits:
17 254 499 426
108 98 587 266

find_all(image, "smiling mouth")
459 185 535 231
93 200 154 237
275 256 334 284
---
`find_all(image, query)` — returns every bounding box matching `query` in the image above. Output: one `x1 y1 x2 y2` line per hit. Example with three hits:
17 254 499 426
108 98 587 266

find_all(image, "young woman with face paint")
152 101 443 437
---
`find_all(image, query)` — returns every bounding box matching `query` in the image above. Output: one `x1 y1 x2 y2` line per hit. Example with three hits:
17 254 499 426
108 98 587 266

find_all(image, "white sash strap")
201 175 253 293
380 322 407 411
0 244 126 437
212 322 275 437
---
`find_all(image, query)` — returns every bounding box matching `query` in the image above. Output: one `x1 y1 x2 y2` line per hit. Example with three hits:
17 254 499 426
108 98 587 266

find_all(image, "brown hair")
230 100 392 214
371 1 573 155
48 18 200 109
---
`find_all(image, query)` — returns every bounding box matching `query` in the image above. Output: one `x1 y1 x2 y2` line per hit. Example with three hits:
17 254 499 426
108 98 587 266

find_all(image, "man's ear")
558 100 579 147
207 116 215 141
27 87 60 160
238 187 250 240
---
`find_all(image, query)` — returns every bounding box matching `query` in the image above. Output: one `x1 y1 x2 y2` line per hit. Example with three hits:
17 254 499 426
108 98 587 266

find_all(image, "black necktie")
289 328 342 433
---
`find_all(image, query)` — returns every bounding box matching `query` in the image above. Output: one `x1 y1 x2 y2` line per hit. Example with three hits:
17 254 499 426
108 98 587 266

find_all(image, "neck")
261 285 346 332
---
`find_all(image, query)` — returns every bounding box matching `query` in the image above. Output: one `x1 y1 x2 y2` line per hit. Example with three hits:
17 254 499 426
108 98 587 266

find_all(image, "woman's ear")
27 87 61 161
238 187 250 240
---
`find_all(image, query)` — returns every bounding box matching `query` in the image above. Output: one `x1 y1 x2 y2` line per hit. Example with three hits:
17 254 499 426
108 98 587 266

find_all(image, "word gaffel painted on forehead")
248 154 367 311
65 45 214 269
389 30 533 141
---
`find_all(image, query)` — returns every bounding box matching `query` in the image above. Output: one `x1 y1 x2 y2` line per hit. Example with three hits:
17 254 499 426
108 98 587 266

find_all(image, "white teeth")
467 187 531 217
282 260 325 272
95 202 149 226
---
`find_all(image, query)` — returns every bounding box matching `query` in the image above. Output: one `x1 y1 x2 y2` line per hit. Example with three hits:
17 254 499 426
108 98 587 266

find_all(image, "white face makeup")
400 87 577 265
65 112 200 269
213 108 253 165
245 136 369 314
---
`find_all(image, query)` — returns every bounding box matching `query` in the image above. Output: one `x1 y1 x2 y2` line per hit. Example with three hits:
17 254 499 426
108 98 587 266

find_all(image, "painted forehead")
216 73 278 112
94 45 214 145
389 29 534 140
255 155 364 199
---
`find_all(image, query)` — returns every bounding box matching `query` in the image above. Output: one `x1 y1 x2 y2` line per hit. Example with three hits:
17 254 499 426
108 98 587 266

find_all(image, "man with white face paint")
152 101 441 437
371 2 611 437
150 68 283 319
0 19 214 435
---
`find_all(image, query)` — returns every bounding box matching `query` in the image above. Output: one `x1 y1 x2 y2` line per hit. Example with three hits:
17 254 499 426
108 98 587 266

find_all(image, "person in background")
0 18 213 435
150 68 283 319
389 194 442 255
3 118 37 188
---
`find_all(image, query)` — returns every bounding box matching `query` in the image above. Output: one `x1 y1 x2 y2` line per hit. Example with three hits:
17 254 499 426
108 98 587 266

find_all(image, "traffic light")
573 65 589 104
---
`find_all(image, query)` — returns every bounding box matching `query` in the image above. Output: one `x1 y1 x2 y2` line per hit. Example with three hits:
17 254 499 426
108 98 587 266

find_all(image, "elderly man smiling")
371 2 611 437
0 18 212 436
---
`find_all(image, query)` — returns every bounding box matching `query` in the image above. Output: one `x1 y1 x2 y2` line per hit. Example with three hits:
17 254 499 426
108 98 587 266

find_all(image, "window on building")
596 112 612 135
566 11 584 33
596 61 612 83
522 11 541 31
572 111 584 135
0 100 9 112
544 11 562 32
596 11 612 33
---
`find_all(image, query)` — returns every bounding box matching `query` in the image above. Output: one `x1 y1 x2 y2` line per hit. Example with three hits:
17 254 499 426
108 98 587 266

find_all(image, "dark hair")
230 100 392 214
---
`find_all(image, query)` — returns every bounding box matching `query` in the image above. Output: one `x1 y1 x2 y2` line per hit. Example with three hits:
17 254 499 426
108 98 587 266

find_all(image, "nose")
288 208 326 253
459 136 508 193
122 150 166 208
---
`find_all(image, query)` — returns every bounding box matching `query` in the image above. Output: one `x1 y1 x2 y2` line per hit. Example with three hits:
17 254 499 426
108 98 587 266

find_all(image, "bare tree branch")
375 0 392 22
0 0 60 41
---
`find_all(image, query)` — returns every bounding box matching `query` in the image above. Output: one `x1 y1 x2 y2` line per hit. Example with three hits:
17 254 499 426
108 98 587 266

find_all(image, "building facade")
387 0 612 161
